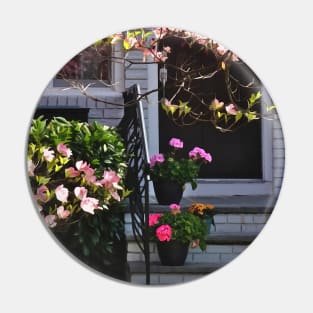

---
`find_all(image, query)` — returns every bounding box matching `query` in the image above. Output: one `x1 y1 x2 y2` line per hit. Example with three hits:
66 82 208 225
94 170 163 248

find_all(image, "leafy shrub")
27 116 130 258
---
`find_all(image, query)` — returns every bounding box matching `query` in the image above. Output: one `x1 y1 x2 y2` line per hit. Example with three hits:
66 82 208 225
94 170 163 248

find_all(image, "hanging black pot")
157 240 189 266
153 180 184 205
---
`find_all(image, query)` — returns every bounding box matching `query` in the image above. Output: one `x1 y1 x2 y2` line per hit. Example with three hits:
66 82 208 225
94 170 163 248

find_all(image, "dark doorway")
34 108 89 122
158 36 262 179
159 111 262 179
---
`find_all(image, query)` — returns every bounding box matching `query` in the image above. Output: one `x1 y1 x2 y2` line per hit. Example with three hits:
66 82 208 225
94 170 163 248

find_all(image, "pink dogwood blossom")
163 46 171 53
156 224 172 242
101 170 123 190
65 167 80 178
80 197 102 215
74 186 88 200
27 159 35 176
149 213 163 227
35 185 50 203
55 184 69 203
225 103 238 115
43 148 55 162
57 143 72 158
99 170 123 202
211 98 224 110
154 51 168 62
216 44 227 56
109 189 121 201
45 215 57 228
56 206 71 219
169 138 184 149
75 160 89 172
84 167 97 183
150 154 165 167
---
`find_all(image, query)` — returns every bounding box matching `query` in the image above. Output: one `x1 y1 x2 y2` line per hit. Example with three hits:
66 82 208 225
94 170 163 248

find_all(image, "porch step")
129 261 221 285
127 232 259 285
148 195 276 214
127 232 258 245
125 195 273 285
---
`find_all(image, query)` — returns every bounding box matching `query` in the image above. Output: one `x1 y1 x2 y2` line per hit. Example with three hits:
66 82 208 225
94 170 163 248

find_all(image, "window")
53 40 112 87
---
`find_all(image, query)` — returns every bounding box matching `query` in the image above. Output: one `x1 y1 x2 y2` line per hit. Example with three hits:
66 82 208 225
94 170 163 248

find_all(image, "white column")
111 40 125 92
147 56 159 156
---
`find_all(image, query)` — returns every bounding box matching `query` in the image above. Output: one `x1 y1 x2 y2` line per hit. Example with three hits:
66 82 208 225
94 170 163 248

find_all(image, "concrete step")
129 261 221 285
127 232 259 285
124 196 273 285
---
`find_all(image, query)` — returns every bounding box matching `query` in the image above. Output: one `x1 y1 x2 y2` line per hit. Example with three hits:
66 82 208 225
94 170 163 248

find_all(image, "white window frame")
147 62 274 196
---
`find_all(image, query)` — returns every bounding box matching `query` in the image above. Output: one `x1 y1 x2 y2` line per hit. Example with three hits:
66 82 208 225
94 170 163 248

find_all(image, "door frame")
146 63 274 196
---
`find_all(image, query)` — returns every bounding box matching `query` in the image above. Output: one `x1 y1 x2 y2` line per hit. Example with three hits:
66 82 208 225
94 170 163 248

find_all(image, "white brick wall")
126 212 269 267
272 114 285 196
38 86 125 127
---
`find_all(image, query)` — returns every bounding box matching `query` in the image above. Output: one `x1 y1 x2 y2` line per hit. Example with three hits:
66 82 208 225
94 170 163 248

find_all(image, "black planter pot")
153 180 184 205
157 240 189 266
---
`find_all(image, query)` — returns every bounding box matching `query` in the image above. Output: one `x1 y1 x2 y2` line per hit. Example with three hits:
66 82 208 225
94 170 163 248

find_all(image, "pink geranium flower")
150 154 165 167
55 184 69 203
43 148 55 162
156 224 172 242
189 147 206 159
188 147 213 163
149 213 163 227
57 143 72 158
74 186 88 200
56 206 71 219
203 152 212 162
80 197 102 215
44 215 57 228
65 167 80 178
225 103 238 115
169 203 181 215
169 138 184 149
35 185 50 203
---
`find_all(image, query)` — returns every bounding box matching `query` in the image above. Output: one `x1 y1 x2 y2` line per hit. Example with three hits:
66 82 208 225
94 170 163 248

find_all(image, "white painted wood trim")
147 79 276 196
147 58 159 156
111 40 125 92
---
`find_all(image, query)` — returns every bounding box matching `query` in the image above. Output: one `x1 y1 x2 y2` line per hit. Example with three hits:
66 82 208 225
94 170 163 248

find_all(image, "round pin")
26 27 284 286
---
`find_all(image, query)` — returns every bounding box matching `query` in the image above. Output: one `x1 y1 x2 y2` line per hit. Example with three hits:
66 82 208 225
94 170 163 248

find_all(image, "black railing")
118 84 151 285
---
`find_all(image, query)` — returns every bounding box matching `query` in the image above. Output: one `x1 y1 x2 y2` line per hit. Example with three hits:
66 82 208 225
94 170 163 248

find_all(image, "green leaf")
143 31 153 38
94 39 103 47
266 105 276 112
191 180 197 190
169 106 177 114
54 164 63 172
82 245 90 256
123 39 131 50
235 111 243 122
36 176 51 185
248 91 262 108
245 112 258 122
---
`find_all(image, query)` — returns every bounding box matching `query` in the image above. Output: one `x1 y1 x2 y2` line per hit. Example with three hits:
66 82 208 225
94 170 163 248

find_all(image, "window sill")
41 86 122 98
